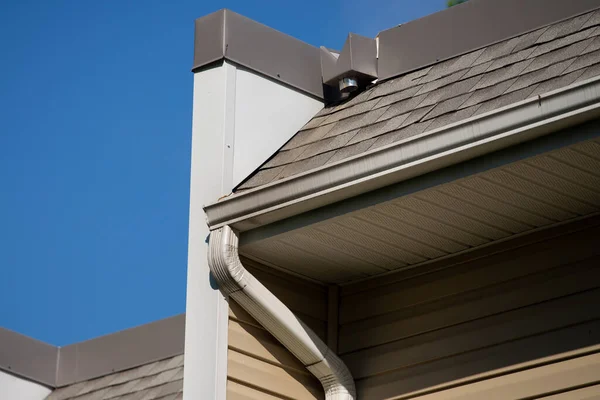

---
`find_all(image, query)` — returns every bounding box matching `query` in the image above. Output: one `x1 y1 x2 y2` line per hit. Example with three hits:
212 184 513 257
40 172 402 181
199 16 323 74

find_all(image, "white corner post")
183 61 236 400
0 371 52 400
184 58 323 399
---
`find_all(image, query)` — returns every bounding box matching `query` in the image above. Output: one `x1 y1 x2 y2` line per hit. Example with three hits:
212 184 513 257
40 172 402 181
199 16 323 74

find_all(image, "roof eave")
204 75 600 232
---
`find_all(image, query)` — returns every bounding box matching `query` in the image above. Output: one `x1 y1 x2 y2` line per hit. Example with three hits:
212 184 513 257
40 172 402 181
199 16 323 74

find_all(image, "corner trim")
193 9 324 99
208 225 356 399
204 75 600 232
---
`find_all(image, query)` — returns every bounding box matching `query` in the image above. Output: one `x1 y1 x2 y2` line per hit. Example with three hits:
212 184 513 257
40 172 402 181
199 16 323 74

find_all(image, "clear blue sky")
0 0 444 346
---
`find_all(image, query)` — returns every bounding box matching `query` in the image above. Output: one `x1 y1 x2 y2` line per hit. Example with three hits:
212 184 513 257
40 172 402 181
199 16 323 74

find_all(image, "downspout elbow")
207 225 356 400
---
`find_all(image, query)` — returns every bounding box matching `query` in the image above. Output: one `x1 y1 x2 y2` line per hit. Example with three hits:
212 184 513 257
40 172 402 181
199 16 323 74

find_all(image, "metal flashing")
56 314 185 387
193 9 324 99
378 0 600 80
203 75 600 232
0 314 185 388
0 328 58 387
321 33 378 88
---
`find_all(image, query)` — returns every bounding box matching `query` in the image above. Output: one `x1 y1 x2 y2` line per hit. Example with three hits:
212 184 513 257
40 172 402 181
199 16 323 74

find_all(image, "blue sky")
0 0 444 346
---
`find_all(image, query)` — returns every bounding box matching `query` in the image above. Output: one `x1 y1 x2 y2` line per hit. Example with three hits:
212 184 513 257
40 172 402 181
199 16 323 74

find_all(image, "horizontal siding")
227 258 326 399
340 216 600 399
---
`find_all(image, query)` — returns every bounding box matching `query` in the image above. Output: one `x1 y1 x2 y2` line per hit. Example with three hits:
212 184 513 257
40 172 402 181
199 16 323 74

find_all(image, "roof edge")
204 75 600 232
0 314 185 388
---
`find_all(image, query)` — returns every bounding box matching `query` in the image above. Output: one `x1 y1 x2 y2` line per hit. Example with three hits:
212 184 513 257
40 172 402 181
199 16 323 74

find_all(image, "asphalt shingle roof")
45 355 183 400
237 9 600 191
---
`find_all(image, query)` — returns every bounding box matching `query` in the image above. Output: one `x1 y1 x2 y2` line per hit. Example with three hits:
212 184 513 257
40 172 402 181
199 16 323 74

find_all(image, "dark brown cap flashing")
0 314 184 388
193 2 600 103
377 0 600 80
193 9 324 99
0 327 58 387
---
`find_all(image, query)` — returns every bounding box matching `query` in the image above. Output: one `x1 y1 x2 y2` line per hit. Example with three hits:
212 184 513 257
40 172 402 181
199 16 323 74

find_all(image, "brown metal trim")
378 0 600 80
0 328 58 387
0 314 185 388
192 9 324 99
56 313 185 387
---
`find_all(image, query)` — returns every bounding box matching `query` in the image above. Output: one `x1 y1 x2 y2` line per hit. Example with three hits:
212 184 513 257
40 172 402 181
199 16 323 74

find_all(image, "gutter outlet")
208 225 356 399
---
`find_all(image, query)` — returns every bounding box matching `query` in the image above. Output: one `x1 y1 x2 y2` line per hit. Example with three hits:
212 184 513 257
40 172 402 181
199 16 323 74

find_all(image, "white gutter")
208 225 356 400
204 76 600 232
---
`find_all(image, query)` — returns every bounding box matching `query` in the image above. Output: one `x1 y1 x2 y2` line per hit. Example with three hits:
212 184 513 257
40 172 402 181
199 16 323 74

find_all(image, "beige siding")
340 216 600 399
226 257 326 399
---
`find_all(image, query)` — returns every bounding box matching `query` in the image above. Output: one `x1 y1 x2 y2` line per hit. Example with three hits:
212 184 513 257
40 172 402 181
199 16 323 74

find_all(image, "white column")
0 371 52 400
183 61 236 400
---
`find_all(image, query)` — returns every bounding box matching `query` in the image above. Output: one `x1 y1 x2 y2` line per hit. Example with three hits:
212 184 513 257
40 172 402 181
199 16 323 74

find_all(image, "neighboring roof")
237 8 600 191
46 355 183 400
0 314 184 393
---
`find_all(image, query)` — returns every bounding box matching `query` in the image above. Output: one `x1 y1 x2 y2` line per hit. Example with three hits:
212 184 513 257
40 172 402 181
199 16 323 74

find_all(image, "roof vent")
339 77 358 93
321 33 378 102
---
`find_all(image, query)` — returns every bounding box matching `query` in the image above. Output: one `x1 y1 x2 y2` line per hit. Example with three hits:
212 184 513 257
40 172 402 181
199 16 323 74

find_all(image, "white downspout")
208 225 356 400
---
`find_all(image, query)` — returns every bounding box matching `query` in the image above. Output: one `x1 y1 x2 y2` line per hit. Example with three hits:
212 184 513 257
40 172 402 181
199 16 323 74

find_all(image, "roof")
46 355 183 400
237 8 600 191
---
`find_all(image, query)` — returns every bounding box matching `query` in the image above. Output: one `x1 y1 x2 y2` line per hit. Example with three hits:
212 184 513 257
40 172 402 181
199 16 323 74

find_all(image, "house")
3 0 600 399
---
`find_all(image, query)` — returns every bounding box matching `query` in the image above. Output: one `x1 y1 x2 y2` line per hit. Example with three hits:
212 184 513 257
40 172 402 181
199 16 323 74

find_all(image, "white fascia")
204 75 600 232
208 225 356 399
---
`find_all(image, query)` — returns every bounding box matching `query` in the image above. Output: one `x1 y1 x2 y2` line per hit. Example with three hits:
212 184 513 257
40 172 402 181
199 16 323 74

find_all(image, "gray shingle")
301 115 328 130
399 105 436 127
522 38 593 74
425 105 481 131
459 78 518 109
373 85 423 109
473 37 520 66
564 48 600 75
263 146 306 168
368 121 435 151
378 94 427 121
277 151 336 180
529 69 586 97
581 10 600 30
512 27 549 53
535 12 592 43
486 47 537 73
295 129 359 161
416 69 469 95
347 114 409 145
575 62 600 82
325 106 389 137
423 93 472 121
461 60 493 80
505 58 575 93
325 138 378 165
472 58 534 90
282 124 334 150
528 27 596 59
368 67 431 99
238 165 284 189
474 85 539 116
321 97 381 125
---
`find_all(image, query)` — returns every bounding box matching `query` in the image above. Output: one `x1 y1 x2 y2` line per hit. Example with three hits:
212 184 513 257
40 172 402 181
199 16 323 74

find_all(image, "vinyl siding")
339 215 600 399
226 257 326 399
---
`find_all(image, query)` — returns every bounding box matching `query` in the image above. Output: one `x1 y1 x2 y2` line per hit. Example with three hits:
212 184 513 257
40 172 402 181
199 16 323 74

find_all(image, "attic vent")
321 33 378 102
339 77 358 93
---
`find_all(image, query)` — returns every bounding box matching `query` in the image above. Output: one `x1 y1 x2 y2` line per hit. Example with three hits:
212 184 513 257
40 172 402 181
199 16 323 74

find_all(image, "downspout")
208 225 356 400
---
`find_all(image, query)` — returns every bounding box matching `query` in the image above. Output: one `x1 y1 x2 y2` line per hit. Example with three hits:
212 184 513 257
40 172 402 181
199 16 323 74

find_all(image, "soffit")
239 137 600 284
237 8 600 191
